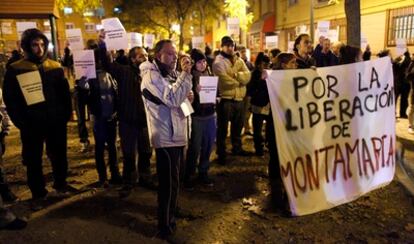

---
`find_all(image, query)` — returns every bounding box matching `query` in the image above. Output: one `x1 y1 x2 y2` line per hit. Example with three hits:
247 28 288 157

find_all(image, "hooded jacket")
212 53 251 101
140 60 192 148
3 29 71 129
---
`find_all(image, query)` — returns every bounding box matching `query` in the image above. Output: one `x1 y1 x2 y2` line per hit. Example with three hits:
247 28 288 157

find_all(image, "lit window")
65 23 75 30
288 0 298 6
85 23 96 33
63 7 73 15
387 6 414 46
83 10 95 17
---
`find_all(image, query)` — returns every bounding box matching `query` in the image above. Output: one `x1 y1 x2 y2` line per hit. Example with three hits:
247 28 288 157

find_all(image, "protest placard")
199 76 218 104
266 57 395 216
144 34 155 49
128 32 143 49
16 71 45 106
396 38 407 56
227 17 240 36
317 21 330 38
102 18 128 51
287 41 295 53
16 22 37 38
66 28 84 50
328 29 339 43
265 35 278 50
192 36 204 50
73 50 96 80
1 22 12 35
361 33 368 51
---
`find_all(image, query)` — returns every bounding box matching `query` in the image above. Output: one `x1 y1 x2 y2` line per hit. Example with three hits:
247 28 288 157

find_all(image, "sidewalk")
395 117 414 194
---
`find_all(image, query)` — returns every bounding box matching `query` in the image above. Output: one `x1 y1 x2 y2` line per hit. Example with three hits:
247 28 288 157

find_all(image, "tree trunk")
345 0 361 48
179 21 185 50
199 4 205 36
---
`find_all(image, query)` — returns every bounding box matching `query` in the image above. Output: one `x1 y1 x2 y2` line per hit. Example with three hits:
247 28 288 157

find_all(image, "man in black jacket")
3 28 73 209
111 46 153 197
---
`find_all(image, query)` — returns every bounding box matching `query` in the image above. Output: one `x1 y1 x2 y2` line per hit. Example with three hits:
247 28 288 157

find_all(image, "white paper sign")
66 28 84 50
288 41 295 53
296 25 308 35
73 50 96 80
180 99 194 117
102 18 128 51
265 35 278 50
199 76 218 104
317 21 330 38
396 38 407 56
16 22 37 38
266 57 395 216
16 71 45 105
227 17 240 36
327 29 339 43
192 36 204 50
144 34 155 49
1 22 12 35
128 32 143 49
361 33 368 50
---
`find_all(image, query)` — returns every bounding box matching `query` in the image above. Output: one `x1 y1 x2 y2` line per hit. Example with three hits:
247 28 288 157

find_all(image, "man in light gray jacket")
213 36 251 165
140 39 192 239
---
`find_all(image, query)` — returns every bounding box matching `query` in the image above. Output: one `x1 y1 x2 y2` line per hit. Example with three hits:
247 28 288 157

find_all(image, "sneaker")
2 218 27 230
409 127 414 134
1 190 18 203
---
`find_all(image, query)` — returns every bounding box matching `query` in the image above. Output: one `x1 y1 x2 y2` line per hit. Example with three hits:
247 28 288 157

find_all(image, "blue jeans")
185 115 216 180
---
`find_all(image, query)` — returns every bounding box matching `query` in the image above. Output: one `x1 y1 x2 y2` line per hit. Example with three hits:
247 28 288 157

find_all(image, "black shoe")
198 174 214 187
30 197 47 211
217 156 226 165
2 218 27 230
138 179 158 190
1 190 17 203
233 149 253 156
98 180 109 188
56 185 79 197
119 185 133 199
109 176 123 185
183 180 195 191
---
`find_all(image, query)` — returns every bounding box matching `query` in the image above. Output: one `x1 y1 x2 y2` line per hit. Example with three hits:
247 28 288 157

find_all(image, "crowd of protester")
0 28 412 240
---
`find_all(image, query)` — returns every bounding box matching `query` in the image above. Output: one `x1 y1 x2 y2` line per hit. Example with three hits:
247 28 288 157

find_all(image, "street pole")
310 0 314 42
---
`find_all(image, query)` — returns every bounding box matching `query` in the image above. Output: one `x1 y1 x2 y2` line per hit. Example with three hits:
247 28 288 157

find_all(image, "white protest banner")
66 28 84 50
327 29 339 43
266 57 395 216
227 17 240 36
102 17 128 51
73 50 96 80
192 36 204 50
1 22 12 35
317 21 330 38
128 32 143 49
144 34 155 49
199 76 218 104
16 22 37 38
16 71 45 106
296 25 308 35
396 38 407 56
265 35 278 50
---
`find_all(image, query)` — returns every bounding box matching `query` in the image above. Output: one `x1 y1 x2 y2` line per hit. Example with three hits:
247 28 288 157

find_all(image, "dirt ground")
0 122 414 243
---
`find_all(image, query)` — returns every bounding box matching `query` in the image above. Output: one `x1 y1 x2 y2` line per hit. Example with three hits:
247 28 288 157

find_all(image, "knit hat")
221 36 235 47
190 48 206 63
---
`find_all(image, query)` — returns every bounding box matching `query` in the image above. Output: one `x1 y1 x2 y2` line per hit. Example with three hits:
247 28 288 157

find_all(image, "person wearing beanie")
212 36 251 165
183 49 216 190
3 28 75 210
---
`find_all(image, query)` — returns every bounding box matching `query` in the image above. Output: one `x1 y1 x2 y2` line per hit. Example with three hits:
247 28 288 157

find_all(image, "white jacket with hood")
140 60 192 148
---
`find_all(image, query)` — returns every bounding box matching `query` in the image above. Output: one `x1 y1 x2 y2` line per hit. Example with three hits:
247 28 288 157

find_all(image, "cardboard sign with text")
66 28 84 50
192 36 204 50
16 22 37 38
128 32 143 49
266 57 395 216
144 34 155 49
227 17 240 36
265 35 278 50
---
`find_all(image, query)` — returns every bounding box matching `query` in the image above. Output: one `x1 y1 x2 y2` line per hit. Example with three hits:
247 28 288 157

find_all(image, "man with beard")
110 46 154 197
3 28 74 210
